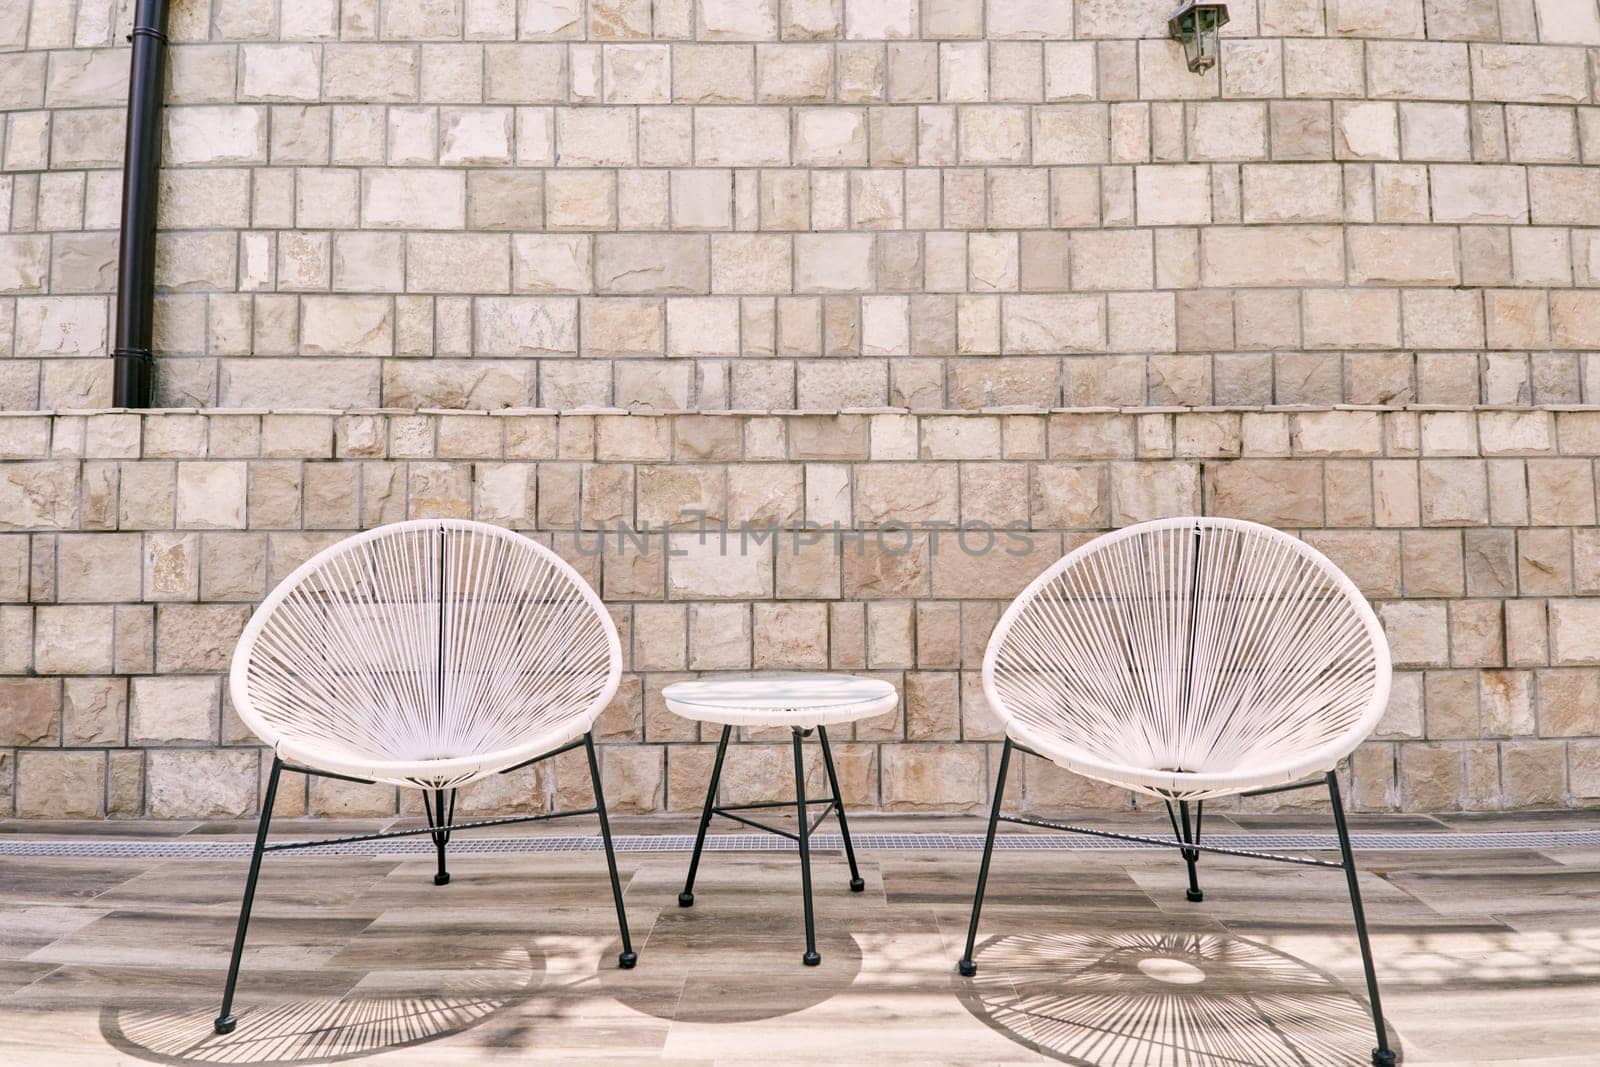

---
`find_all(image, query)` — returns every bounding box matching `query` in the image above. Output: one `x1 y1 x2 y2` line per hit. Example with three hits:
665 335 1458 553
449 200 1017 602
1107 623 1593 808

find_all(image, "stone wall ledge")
2 406 1600 464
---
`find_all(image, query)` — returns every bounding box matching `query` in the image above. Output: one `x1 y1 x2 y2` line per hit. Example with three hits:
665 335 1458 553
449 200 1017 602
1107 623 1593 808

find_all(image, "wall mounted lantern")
1168 2 1229 74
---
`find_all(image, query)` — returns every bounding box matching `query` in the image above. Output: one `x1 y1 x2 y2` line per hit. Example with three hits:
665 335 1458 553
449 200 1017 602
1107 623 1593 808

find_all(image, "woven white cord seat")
984 516 1391 801
231 518 620 789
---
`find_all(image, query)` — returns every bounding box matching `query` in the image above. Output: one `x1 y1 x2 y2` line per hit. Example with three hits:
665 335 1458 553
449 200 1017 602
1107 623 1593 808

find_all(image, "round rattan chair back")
983 517 1391 800
231 520 621 789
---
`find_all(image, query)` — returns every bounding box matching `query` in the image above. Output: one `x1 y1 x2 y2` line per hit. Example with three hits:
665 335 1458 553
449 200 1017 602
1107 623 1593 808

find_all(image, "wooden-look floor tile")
1 828 1598 1064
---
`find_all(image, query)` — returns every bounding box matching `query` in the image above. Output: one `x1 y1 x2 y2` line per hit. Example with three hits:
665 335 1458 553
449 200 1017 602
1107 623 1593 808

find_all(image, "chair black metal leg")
585 733 637 969
681 725 732 907
793 728 820 966
424 787 455 885
816 726 864 893
959 739 1013 977
1179 799 1203 902
214 756 282 1035
1328 771 1396 1067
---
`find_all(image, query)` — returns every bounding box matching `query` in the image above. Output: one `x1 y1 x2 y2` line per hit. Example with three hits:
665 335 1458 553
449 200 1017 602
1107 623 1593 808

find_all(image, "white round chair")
215 520 635 1037
958 517 1398 1067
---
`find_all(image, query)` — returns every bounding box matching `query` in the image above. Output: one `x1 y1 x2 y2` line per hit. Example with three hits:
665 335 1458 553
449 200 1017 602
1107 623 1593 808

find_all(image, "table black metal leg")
793 727 820 966
681 725 732 907
816 726 864 892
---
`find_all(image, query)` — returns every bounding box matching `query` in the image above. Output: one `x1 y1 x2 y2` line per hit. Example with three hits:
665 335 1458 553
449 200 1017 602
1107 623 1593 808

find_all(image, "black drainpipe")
112 0 171 409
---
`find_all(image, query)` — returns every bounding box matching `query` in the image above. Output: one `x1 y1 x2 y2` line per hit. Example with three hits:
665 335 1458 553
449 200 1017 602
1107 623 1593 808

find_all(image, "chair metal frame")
215 732 634 1035
214 520 637 1035
959 517 1398 1067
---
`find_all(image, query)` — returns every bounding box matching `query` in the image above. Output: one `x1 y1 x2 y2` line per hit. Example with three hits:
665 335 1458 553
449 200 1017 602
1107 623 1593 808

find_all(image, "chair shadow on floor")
954 930 1398 1066
604 906 865 1023
98 945 542 1065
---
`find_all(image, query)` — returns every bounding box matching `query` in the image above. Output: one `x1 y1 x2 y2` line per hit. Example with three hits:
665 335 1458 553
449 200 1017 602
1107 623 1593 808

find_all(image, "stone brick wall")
3 0 1600 817
3 406 1599 817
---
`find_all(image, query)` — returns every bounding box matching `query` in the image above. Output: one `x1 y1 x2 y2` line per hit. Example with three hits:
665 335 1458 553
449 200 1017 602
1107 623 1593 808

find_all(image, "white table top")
662 673 899 727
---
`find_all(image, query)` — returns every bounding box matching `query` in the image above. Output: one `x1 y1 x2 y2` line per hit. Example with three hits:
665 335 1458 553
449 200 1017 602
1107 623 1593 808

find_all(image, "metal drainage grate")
3 829 1598 859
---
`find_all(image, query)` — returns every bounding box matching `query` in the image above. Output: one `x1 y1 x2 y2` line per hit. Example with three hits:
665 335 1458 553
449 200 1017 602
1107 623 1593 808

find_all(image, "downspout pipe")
112 0 170 409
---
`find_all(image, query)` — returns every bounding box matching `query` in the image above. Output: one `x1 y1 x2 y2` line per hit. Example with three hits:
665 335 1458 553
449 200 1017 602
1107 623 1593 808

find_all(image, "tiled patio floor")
1 813 1597 1065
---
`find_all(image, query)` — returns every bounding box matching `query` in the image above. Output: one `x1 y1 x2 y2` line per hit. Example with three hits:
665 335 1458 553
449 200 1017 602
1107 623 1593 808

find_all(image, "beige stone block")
1506 106 1579 164
1201 226 1343 287
34 604 114 674
59 676 125 748
792 233 874 292
1187 102 1267 161
756 43 832 103
1416 458 1489 527
671 44 753 103
665 297 739 358
155 604 249 674
437 107 513 165
234 44 322 102
1430 165 1529 224
405 234 511 293
1367 41 1469 100
1241 163 1343 223
1326 0 1422 35
129 675 218 745
301 296 393 356
1334 101 1399 160
603 44 670 104
1134 164 1210 225
56 533 140 603
667 605 745 677
474 297 578 356
1137 39 1218 100
582 298 663 356
955 105 1026 164
666 168 730 230
0 678 59 746
484 43 567 102
1527 459 1597 526
174 461 247 529
0 236 49 295
750 602 827 669
1529 167 1600 225
1471 44 1590 103
967 232 1018 291
881 743 986 812
510 234 590 294
1002 294 1104 354
1270 100 1334 160
1070 230 1153 292
147 749 258 819
1402 289 1485 349
694 107 790 165
1347 226 1458 285
165 105 267 165
1537 667 1600 736
323 44 418 102
360 168 464 229
594 234 708 294
1204 460 1323 526
17 750 104 818
544 169 616 229
667 535 772 599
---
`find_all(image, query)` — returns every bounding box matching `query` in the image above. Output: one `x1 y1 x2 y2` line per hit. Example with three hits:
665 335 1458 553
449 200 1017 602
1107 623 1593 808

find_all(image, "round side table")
662 673 898 966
